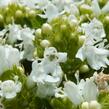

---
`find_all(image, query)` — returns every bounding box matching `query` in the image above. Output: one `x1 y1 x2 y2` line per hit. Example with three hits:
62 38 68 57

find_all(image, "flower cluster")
0 0 109 109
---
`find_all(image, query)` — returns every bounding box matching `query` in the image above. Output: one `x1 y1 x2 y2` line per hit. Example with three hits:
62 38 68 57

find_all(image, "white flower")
82 18 105 43
0 23 22 44
0 24 36 60
30 59 62 97
20 26 35 60
0 45 20 75
38 0 79 22
64 78 98 105
7 23 22 44
76 18 109 70
39 3 60 22
31 60 62 84
21 27 35 45
0 77 22 99
29 47 67 98
76 45 109 70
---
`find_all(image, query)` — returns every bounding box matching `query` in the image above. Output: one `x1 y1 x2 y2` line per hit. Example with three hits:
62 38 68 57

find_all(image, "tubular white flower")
30 47 67 98
30 47 67 84
76 18 109 70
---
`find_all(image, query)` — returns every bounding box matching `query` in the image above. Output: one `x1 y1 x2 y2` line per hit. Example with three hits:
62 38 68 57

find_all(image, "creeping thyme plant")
1 0 109 109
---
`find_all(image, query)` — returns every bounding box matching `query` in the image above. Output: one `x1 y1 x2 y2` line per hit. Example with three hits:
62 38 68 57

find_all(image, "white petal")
102 1 109 13
15 82 22 93
44 75 60 83
64 81 83 105
45 3 59 21
76 47 85 61
91 0 101 16
82 80 98 102
5 92 16 99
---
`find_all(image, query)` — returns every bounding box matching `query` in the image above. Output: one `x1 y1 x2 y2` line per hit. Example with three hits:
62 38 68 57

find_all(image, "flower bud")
40 40 50 48
15 10 23 18
17 66 24 73
60 24 67 31
70 19 78 27
28 10 36 17
62 16 68 22
79 64 89 73
79 35 86 46
0 14 4 23
89 101 101 109
25 7 30 12
35 28 42 37
80 4 92 14
5 7 9 12
81 102 89 109
42 23 52 34
104 16 109 24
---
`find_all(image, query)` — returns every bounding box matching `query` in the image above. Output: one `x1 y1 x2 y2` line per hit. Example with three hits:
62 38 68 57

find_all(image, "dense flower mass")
0 0 109 109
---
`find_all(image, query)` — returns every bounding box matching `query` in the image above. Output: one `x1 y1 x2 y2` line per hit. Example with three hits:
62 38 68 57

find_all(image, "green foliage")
50 98 76 109
98 92 109 109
